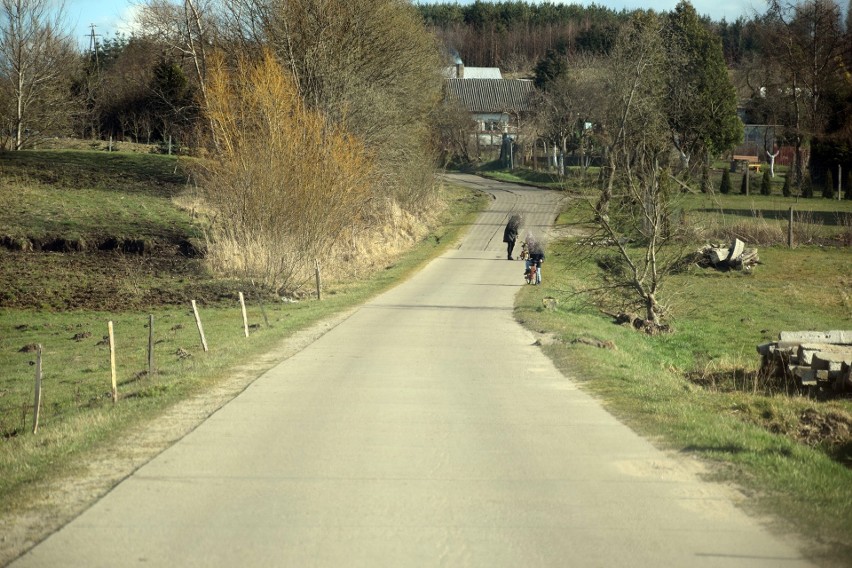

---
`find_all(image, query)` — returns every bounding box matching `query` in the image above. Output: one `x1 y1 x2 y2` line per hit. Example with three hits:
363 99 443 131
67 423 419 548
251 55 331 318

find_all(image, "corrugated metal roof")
442 66 503 79
445 78 535 113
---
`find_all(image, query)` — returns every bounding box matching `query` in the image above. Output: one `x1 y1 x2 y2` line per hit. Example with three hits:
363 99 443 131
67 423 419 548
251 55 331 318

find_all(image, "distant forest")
417 1 760 71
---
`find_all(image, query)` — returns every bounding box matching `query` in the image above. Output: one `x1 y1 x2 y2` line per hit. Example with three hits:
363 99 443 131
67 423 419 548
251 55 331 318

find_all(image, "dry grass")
686 207 835 246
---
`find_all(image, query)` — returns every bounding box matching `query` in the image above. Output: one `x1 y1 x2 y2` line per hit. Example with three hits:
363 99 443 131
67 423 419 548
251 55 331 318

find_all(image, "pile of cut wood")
757 331 852 393
692 238 759 271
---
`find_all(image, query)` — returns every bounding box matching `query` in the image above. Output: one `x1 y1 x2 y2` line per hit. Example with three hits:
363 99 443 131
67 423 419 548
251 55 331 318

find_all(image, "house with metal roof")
444 76 536 145
443 63 503 79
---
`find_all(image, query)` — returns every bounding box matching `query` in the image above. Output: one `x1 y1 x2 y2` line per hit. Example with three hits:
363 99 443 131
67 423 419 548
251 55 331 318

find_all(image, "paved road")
13 174 811 567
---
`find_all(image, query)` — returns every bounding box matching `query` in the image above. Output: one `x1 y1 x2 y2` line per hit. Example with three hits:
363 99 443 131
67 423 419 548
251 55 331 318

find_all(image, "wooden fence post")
251 280 271 328
108 321 117 403
191 300 209 352
148 314 155 378
258 296 270 328
315 260 322 301
32 344 42 434
239 292 249 337
787 206 794 249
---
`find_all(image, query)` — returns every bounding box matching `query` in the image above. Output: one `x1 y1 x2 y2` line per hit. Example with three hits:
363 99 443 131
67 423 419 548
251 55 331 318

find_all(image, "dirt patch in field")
796 408 852 466
0 250 248 311
687 370 852 469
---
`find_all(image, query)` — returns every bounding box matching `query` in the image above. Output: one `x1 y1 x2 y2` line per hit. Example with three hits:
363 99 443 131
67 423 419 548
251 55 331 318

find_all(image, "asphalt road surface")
12 174 812 567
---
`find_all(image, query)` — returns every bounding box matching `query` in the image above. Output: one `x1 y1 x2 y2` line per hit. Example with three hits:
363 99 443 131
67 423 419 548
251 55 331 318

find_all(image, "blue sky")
70 0 760 48
69 0 140 47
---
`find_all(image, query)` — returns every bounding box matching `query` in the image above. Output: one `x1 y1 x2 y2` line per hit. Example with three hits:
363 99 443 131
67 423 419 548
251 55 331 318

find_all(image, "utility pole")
88 24 101 72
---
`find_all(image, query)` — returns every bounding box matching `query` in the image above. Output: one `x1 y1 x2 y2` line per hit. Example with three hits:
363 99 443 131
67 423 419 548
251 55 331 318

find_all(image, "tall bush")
198 52 374 293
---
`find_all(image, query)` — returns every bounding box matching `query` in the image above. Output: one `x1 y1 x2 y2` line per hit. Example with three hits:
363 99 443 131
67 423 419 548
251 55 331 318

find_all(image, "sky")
70 0 761 48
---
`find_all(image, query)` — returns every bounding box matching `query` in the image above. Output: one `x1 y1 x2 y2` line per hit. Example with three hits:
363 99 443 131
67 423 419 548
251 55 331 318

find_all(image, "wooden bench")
732 155 761 173
733 155 759 163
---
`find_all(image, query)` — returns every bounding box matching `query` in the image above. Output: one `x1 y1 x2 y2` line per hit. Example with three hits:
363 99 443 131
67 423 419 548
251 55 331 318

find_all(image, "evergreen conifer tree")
782 173 791 197
720 167 731 194
740 170 748 194
802 177 813 198
760 168 771 195
823 168 835 199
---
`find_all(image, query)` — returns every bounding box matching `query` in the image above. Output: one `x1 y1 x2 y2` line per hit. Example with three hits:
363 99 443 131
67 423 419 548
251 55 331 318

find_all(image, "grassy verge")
0 171 487 514
516 208 852 565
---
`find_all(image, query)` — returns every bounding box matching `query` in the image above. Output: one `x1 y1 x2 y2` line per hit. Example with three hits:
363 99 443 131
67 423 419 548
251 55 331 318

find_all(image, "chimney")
456 62 464 78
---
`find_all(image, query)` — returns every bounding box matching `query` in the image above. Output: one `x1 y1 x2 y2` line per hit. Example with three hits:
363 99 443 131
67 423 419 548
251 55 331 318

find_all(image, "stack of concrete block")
757 331 852 393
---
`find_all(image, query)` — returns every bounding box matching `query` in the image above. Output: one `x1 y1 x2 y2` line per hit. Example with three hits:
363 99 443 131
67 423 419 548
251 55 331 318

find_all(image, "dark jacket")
503 225 518 243
503 215 521 243
529 243 545 265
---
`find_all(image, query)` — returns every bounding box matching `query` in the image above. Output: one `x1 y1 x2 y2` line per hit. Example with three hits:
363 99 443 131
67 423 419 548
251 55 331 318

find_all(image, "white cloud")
115 5 143 37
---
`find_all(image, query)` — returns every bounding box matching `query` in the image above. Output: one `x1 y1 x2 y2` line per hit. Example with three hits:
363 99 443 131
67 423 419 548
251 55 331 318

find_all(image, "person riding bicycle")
525 235 545 285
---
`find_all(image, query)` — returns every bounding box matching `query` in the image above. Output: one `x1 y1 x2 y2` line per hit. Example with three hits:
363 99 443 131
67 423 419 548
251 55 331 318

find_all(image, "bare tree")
533 52 603 174
576 13 688 331
0 0 75 150
430 94 478 167
229 0 444 212
135 0 219 140
765 0 846 188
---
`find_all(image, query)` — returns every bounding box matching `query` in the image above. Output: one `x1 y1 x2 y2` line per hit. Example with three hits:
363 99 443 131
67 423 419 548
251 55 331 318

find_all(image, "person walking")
503 214 522 260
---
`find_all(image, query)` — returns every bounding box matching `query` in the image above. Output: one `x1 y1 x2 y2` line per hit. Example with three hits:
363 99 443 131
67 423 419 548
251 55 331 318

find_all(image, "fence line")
5 292 268 436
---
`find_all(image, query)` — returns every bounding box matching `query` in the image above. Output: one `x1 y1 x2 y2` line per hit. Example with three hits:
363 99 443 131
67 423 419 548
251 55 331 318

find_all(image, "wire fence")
0 287 295 439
